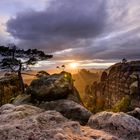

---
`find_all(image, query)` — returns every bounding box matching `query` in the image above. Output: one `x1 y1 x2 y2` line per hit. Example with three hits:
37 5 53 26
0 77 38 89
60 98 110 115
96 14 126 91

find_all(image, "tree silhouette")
56 65 65 71
122 58 127 63
61 65 65 71
0 44 53 93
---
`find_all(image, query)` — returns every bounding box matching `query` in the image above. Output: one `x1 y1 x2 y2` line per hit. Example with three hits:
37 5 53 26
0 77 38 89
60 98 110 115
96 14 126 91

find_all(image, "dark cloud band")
6 0 140 61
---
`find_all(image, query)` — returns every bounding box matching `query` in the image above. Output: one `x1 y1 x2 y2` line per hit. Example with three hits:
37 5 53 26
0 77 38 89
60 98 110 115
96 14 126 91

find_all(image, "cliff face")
0 75 21 106
85 61 140 111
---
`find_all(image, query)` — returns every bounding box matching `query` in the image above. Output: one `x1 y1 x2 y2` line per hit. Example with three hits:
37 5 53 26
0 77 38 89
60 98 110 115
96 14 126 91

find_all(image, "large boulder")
88 111 140 139
39 99 92 125
26 71 82 104
13 96 90 125
0 104 119 140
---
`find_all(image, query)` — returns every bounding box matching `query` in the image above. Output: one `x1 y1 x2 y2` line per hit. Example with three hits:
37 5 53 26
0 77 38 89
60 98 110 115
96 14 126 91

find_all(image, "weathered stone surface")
127 108 140 120
39 99 92 125
26 71 82 104
85 61 140 111
0 104 119 140
88 111 140 139
0 75 21 106
0 104 15 114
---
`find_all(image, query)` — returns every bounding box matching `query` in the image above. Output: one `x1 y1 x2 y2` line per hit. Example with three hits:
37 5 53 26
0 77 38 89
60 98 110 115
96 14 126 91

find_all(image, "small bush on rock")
112 96 132 112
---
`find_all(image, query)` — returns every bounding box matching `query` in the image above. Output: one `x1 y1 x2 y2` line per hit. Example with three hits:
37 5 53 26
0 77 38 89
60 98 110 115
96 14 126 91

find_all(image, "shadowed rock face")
0 104 119 140
13 97 91 125
88 111 140 140
26 71 82 104
105 61 140 108
0 75 21 106
85 60 140 110
127 108 140 120
39 99 92 125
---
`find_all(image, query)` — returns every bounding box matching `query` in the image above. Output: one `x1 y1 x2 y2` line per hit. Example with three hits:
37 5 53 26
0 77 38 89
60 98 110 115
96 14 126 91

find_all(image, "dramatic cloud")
0 0 140 68
0 0 49 44
7 0 106 51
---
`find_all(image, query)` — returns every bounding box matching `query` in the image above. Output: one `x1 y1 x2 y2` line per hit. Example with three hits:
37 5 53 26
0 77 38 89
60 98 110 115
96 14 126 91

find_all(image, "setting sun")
69 62 79 69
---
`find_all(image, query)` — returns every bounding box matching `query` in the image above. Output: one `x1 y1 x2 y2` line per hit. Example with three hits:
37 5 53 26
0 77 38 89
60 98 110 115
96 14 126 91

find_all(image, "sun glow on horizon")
69 62 79 69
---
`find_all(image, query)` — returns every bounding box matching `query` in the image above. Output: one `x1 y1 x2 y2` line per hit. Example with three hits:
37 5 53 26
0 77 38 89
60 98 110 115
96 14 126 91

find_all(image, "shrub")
112 96 132 112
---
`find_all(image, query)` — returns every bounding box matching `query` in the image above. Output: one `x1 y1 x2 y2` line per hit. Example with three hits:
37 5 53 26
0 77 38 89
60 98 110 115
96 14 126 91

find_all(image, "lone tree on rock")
0 44 53 93
122 58 127 64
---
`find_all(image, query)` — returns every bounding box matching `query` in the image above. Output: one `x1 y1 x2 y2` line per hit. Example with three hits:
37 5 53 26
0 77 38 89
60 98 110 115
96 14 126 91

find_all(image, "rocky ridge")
85 60 140 111
1 70 140 139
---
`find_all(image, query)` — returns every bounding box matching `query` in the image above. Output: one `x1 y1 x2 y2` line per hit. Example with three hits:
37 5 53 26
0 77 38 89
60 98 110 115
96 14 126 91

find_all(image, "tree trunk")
18 63 25 94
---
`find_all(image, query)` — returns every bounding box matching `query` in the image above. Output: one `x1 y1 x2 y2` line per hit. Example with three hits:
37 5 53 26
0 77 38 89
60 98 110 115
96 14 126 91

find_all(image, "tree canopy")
0 44 53 93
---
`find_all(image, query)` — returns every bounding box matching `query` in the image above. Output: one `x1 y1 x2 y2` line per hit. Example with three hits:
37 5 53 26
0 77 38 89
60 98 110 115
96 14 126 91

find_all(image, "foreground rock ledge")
88 111 140 139
14 97 92 125
39 99 92 125
0 104 119 140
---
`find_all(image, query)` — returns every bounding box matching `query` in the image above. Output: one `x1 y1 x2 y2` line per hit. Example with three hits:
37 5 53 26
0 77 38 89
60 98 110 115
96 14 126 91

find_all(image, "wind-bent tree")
0 44 53 93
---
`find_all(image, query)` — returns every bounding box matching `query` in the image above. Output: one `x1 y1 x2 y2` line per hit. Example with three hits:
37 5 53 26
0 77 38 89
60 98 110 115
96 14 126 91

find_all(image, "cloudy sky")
0 0 140 69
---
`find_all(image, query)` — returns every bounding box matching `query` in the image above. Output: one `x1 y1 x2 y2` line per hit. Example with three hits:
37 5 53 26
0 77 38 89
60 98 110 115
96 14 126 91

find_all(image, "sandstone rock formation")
85 60 140 111
39 99 92 125
6 66 140 139
13 71 90 125
13 96 91 125
0 75 21 106
88 111 140 139
26 71 82 104
0 104 120 140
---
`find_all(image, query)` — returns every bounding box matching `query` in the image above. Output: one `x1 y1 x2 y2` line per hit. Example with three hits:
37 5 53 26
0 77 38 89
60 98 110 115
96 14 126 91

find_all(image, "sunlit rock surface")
88 111 140 139
26 71 82 104
0 104 119 140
